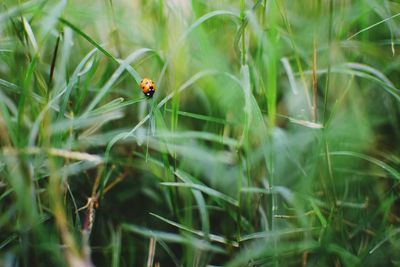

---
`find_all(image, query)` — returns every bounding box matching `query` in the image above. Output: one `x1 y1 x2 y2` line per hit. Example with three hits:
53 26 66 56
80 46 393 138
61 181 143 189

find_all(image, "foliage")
1 0 400 266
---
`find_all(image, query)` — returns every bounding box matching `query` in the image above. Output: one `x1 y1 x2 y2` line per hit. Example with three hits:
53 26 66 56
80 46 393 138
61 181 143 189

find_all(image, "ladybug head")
145 90 155 98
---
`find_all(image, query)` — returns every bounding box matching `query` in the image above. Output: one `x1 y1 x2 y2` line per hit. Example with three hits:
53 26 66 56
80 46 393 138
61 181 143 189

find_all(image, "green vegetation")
1 0 400 266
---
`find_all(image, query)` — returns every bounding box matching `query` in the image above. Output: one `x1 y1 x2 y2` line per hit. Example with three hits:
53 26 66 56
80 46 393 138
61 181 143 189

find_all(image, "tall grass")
1 0 400 266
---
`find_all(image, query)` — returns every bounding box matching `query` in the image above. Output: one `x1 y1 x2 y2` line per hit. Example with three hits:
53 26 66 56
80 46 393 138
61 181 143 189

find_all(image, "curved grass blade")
327 244 360 266
121 224 226 254
164 108 234 125
160 182 239 207
342 62 395 88
347 12 400 40
305 66 400 102
50 110 124 134
59 17 119 63
226 240 319 267
192 190 210 240
330 151 400 180
149 213 238 247
369 228 400 254
2 147 102 163
22 17 38 53
155 131 238 147
239 227 319 242
238 65 252 146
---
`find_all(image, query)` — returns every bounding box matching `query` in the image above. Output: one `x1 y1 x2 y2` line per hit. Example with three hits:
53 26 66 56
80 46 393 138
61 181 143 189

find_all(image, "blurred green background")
1 0 400 266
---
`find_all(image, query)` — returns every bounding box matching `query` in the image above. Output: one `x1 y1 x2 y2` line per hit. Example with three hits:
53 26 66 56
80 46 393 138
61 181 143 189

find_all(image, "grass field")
1 0 400 266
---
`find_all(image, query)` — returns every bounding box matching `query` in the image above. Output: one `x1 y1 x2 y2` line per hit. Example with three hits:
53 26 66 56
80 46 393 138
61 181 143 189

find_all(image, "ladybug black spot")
144 90 155 98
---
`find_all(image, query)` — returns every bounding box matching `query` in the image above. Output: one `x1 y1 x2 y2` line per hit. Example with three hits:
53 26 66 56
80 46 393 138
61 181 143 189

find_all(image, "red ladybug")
140 78 156 98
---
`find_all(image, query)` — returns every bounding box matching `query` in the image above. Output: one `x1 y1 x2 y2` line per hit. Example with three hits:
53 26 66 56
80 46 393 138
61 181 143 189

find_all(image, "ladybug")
140 78 156 98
